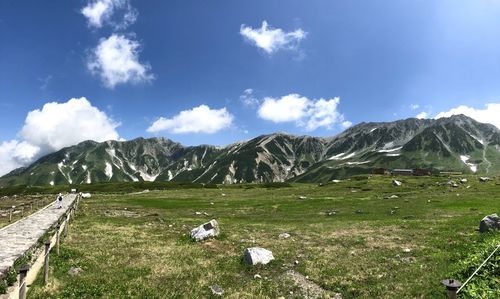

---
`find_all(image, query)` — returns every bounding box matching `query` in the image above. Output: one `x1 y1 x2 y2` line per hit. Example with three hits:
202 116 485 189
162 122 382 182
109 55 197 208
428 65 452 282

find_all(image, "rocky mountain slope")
1 115 499 186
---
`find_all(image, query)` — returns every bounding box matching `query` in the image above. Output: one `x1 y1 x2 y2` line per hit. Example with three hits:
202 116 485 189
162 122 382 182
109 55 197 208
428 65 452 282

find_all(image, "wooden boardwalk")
0 194 76 276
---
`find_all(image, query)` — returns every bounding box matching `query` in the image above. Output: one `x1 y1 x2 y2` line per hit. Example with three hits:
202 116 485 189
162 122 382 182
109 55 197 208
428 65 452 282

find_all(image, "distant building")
413 168 432 176
372 168 387 175
392 169 413 176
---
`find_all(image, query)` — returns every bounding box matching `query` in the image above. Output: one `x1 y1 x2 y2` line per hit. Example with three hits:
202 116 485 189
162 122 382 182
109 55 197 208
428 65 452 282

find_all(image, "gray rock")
243 247 274 265
392 180 402 186
190 219 220 241
479 213 499 233
210 284 224 296
460 178 468 184
68 266 83 276
479 177 491 182
278 233 291 239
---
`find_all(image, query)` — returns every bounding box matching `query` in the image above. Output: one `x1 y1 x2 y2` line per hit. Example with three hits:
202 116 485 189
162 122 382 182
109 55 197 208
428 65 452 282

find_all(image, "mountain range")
1 114 499 186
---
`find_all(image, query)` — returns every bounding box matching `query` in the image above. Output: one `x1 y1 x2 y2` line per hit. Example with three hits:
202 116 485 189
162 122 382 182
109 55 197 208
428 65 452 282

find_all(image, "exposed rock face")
243 247 274 265
479 213 499 233
191 219 220 241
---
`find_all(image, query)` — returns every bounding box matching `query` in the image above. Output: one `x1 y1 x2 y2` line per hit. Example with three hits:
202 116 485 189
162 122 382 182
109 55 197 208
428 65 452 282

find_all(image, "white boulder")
243 247 274 265
191 219 220 241
81 193 91 198
392 180 402 186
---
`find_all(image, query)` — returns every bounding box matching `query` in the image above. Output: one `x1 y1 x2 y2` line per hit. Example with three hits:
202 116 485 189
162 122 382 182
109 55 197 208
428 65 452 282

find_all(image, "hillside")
1 114 499 186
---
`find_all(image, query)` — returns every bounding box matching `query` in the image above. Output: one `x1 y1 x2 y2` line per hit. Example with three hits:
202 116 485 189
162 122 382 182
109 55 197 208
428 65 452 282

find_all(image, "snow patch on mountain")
104 162 113 179
460 155 477 173
378 147 402 153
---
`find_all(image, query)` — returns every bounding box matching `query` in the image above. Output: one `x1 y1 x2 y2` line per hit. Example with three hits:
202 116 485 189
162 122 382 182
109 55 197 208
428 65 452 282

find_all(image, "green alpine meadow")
16 175 499 298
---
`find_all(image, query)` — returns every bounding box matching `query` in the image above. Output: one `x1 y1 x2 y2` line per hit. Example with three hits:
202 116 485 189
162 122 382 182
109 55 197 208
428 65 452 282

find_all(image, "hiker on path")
55 193 63 209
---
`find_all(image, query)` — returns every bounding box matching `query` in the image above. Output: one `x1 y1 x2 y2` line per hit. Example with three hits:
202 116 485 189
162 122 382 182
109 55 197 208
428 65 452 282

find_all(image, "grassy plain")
26 175 499 298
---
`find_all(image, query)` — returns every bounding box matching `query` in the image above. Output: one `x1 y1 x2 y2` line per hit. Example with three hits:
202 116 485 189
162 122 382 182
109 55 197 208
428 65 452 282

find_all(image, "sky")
1 0 500 175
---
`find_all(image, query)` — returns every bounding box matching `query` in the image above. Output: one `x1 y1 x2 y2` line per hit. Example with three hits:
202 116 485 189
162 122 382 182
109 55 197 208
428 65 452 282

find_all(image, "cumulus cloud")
147 105 234 134
0 141 39 175
239 88 260 107
81 0 137 30
435 103 500 129
257 94 348 131
416 111 428 119
0 97 120 176
240 21 307 54
87 34 154 88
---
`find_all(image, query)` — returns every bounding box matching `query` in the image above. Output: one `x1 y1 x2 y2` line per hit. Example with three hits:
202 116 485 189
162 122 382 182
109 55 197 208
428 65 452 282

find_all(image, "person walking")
55 193 63 209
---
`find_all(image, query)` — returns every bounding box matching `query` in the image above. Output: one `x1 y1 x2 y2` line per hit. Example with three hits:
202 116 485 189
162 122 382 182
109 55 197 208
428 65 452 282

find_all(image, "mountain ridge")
1 115 499 186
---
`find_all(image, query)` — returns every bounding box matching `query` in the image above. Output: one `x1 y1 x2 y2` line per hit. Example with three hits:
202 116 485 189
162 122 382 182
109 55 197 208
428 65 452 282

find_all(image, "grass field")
25 175 499 298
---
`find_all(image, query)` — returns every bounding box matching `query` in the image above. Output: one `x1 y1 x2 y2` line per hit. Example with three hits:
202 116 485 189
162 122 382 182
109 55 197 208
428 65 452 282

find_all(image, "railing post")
44 240 50 285
56 225 60 255
64 217 69 238
441 279 461 299
19 265 29 299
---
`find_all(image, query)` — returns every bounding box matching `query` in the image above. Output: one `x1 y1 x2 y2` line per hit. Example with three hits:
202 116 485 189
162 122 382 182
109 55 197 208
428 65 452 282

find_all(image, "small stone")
294 260 299 265
221 193 226 196
403 248 411 253
195 211 202 215
210 202 215 205
254 274 262 279
210 285 224 296
278 233 291 239
68 266 83 276
427 200 431 203
298 196 307 200
392 180 402 186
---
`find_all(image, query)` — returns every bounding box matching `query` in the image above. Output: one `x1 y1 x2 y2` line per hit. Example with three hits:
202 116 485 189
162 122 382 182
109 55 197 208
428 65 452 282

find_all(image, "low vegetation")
23 175 499 298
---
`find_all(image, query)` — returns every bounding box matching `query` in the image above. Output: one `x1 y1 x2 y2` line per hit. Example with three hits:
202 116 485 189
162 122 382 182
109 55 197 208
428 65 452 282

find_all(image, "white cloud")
147 105 234 134
416 111 428 119
0 97 121 176
87 34 154 88
240 21 307 54
257 94 348 131
0 141 39 176
81 0 137 30
435 103 500 129
240 88 260 107
410 104 419 110
341 121 353 129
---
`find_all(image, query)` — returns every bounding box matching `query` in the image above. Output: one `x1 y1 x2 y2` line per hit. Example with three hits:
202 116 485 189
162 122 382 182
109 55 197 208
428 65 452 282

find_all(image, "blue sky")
1 0 500 175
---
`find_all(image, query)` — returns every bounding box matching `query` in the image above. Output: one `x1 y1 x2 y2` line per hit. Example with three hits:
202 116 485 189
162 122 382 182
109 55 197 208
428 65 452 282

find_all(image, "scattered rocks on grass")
402 248 411 253
286 270 340 299
385 195 399 199
392 180 402 186
299 196 307 200
278 233 291 239
210 285 224 296
479 177 491 182
326 210 338 216
459 178 468 184
68 267 84 276
479 213 499 233
243 247 274 265
191 219 220 241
